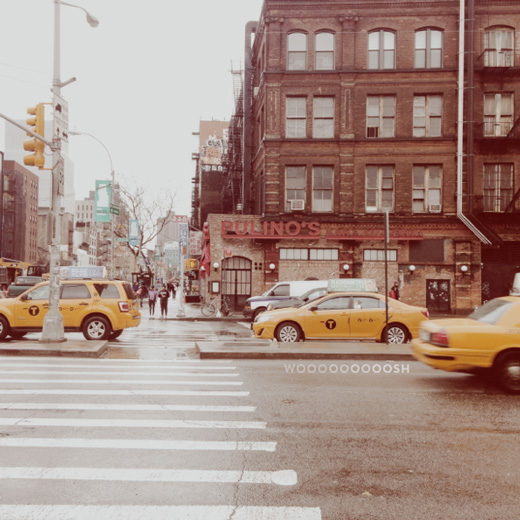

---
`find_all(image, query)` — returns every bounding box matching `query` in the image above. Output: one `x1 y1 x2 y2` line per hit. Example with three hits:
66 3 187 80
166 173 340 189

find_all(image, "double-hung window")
483 164 513 212
315 32 334 70
313 166 333 213
413 95 442 137
367 95 395 138
484 93 514 137
313 97 334 138
287 32 307 70
415 29 443 68
366 165 394 212
286 166 306 212
368 30 396 69
412 165 442 213
484 28 514 67
286 97 307 138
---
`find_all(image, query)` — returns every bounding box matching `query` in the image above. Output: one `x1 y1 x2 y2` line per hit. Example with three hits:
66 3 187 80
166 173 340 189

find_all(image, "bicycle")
201 295 234 317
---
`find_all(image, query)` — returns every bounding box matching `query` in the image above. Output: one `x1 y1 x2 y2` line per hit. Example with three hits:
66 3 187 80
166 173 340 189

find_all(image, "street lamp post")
41 0 98 342
69 131 116 279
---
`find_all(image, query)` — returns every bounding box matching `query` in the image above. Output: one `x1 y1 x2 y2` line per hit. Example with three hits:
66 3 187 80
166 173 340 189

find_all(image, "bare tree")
118 184 176 266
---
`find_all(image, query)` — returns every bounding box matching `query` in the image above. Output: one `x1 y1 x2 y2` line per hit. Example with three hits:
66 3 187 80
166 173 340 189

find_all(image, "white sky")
0 0 264 217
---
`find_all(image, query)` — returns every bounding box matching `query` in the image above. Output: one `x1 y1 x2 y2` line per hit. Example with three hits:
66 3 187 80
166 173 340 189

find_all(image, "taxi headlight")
255 314 271 324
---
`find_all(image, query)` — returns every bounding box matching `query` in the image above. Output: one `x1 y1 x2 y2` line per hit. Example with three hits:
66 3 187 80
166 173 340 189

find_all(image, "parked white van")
243 280 328 320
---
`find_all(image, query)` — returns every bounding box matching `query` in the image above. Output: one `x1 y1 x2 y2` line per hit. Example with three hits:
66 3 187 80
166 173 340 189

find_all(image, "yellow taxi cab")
252 291 429 344
411 296 520 393
0 278 141 341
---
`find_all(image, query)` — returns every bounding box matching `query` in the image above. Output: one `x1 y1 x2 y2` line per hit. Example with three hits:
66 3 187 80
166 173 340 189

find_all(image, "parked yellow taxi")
252 292 429 344
0 278 141 341
412 296 520 393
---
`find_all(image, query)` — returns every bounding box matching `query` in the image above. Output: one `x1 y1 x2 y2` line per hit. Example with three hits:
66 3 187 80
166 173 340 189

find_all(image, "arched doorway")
222 257 252 311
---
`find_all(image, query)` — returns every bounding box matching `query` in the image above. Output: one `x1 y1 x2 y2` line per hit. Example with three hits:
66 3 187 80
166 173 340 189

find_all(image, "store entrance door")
426 279 451 313
222 257 252 312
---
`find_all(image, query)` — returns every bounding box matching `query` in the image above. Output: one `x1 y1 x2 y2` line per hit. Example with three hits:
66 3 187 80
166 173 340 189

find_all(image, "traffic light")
23 103 45 168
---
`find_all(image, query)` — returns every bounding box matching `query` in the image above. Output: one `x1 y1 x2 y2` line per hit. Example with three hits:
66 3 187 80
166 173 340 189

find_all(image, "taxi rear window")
61 284 91 299
94 283 121 299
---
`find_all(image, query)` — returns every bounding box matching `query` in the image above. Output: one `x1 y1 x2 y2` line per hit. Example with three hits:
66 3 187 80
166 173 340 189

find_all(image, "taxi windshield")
24 285 50 300
468 298 513 324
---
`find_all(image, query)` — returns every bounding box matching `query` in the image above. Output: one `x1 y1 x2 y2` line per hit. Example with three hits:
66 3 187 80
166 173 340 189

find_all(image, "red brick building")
199 0 520 314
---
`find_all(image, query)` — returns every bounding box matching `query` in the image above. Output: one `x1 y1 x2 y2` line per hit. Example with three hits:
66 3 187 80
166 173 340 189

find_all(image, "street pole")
41 0 66 343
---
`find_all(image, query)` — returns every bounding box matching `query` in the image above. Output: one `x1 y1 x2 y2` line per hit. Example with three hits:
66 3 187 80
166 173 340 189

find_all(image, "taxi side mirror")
309 306 318 311
20 294 28 301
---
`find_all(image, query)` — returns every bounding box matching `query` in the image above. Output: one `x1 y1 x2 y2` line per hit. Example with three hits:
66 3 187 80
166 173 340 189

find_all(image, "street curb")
0 340 109 358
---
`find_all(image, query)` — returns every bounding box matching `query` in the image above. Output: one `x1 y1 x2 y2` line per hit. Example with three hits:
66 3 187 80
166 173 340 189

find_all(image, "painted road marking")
0 378 242 386
0 438 276 451
0 505 322 519
1 389 250 396
0 417 266 429
0 370 239 377
0 362 237 370
0 467 297 485
0 403 255 412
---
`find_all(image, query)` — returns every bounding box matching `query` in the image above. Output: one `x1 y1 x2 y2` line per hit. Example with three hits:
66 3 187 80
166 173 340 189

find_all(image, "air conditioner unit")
429 204 442 213
290 199 305 211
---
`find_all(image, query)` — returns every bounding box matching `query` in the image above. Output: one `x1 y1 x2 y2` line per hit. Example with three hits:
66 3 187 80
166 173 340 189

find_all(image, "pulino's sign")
221 220 321 239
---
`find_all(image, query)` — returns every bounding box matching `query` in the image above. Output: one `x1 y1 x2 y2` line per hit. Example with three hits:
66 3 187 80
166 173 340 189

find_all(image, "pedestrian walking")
168 281 177 300
148 287 158 319
389 282 400 300
158 284 170 318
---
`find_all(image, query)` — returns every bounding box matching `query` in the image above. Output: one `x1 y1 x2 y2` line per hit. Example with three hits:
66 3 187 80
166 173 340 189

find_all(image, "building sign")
189 230 203 256
200 135 227 166
129 219 140 247
95 180 111 223
221 220 423 241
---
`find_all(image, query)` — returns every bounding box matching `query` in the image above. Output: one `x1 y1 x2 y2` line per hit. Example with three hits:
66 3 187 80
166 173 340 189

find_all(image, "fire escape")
221 63 244 214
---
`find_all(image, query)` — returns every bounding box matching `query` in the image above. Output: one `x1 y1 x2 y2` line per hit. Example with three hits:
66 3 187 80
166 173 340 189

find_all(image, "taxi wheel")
0 316 10 341
384 324 408 344
82 316 111 341
109 330 124 341
275 322 302 342
495 352 520 394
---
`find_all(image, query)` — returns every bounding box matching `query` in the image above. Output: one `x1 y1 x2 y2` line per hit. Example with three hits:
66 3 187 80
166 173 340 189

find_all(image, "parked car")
412 296 520 393
0 278 141 341
253 291 429 343
266 286 328 311
7 276 45 298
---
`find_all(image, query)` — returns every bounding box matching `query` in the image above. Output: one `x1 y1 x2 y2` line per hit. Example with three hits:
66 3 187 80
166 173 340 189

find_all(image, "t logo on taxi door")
325 319 336 330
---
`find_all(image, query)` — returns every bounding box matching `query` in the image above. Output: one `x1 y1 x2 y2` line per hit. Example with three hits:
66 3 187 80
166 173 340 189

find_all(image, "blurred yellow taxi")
252 291 428 344
412 296 520 393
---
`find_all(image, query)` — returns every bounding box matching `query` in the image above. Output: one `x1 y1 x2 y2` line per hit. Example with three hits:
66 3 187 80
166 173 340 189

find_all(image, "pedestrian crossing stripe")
0 417 266 429
0 467 297 485
0 438 277 451
0 378 243 386
0 505 322 519
1 389 250 396
0 403 255 412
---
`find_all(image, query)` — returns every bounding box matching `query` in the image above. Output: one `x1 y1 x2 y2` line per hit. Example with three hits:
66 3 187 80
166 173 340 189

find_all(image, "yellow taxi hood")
422 318 483 331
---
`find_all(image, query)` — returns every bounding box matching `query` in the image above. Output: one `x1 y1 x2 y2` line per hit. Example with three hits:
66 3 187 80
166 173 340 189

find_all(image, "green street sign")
110 204 120 215
115 237 128 242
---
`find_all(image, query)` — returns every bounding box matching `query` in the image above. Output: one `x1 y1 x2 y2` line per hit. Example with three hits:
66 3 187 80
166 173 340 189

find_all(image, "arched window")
484 27 514 67
287 32 307 70
368 30 395 69
315 32 334 70
415 29 443 68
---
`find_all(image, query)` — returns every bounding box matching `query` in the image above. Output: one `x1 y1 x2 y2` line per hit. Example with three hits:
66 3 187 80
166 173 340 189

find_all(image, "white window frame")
368 29 396 69
286 97 307 138
287 32 307 70
484 27 514 67
413 95 442 137
312 166 333 213
483 163 513 212
367 96 395 138
313 97 334 138
315 32 335 70
484 93 514 137
366 165 394 212
412 165 442 213
363 249 397 262
286 166 306 212
415 29 443 68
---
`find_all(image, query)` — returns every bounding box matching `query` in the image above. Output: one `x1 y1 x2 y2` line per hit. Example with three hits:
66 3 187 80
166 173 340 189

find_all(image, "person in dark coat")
158 284 170 318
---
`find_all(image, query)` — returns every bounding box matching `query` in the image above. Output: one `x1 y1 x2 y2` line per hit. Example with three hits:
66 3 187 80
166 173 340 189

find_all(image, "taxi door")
302 295 351 338
348 296 388 339
13 284 51 328
59 283 93 327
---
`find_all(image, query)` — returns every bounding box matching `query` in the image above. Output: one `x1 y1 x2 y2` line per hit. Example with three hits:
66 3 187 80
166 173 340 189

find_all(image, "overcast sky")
0 0 264 217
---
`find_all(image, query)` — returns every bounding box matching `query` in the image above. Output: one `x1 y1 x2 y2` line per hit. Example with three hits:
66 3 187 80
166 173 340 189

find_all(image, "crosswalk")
0 357 321 519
